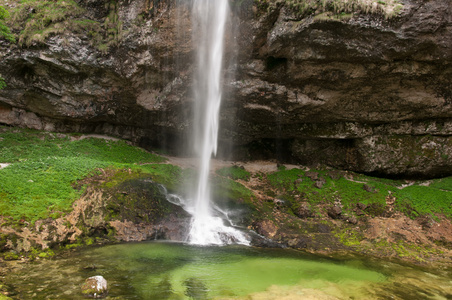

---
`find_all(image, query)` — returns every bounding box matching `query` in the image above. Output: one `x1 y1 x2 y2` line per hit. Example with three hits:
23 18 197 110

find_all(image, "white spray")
187 0 249 246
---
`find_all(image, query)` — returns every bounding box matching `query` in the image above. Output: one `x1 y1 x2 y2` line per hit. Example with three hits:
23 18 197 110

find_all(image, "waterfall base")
163 187 250 246
188 215 250 246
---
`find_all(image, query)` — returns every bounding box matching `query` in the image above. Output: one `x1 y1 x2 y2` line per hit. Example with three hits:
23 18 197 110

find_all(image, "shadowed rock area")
0 0 451 178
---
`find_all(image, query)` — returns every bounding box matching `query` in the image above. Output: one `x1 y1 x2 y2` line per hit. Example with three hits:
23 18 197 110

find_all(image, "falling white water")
188 0 249 246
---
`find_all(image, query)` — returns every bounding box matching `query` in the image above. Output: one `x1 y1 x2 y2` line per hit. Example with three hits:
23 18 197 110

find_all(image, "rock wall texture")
0 0 451 178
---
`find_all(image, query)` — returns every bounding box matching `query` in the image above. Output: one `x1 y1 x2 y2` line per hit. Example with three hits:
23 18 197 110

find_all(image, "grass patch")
394 184 452 219
266 167 452 218
216 166 251 181
0 129 165 164
0 126 165 222
136 164 185 192
0 157 108 221
0 127 257 224
211 176 255 204
0 5 15 42
1 0 126 50
282 170 386 210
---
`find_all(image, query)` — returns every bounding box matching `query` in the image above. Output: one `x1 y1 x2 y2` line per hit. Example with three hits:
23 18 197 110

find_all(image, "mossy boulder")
81 275 107 298
104 177 189 224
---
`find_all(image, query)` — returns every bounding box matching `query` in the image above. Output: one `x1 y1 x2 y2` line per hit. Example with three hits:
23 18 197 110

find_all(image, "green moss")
7 0 86 46
216 166 251 181
64 242 82 250
37 248 54 258
266 167 452 219
267 168 388 213
84 237 94 246
257 0 403 19
428 177 452 191
102 174 186 224
0 5 15 42
136 164 184 192
2 251 19 260
101 168 149 189
0 126 165 222
394 183 452 219
334 227 363 247
2 0 127 50
211 176 255 204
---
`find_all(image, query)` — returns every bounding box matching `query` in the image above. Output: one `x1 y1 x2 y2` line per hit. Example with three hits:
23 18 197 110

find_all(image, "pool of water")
4 241 452 299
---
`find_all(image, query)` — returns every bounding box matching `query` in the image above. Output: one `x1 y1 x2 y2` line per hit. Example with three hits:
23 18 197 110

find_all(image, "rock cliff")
0 0 451 178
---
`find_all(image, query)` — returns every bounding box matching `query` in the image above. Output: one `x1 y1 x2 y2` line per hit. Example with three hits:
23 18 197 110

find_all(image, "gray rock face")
0 0 451 177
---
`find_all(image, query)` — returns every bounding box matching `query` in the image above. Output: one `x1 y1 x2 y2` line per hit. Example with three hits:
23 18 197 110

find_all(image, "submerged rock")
81 275 107 298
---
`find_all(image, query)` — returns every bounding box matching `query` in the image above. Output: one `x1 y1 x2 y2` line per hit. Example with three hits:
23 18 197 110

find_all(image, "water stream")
188 0 248 245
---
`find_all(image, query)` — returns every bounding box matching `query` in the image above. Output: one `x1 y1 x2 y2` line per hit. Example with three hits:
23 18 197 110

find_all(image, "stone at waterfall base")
81 276 107 298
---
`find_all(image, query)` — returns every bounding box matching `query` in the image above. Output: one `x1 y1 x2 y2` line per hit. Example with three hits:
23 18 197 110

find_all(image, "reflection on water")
4 241 452 299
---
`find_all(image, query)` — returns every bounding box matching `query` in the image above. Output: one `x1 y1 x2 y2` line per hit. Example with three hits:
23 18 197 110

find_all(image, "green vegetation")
8 0 86 46
0 0 125 50
96 1 124 53
212 176 254 204
137 164 185 192
0 5 14 42
395 184 452 219
0 126 258 224
266 167 452 219
216 166 251 181
0 5 13 90
0 126 165 222
257 0 403 19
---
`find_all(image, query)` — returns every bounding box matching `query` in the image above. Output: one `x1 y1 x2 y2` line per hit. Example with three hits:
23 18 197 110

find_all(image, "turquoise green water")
5 242 452 299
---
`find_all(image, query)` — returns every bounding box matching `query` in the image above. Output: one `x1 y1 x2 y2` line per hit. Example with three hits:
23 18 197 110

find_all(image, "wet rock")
294 202 313 219
81 275 107 298
355 209 365 216
293 178 303 185
418 215 436 230
273 198 287 209
314 178 326 189
328 171 342 181
287 237 308 249
363 184 374 193
82 264 97 271
317 224 331 234
327 206 342 219
305 171 319 181
249 233 284 248
252 220 278 239
365 203 387 217
357 203 368 210
345 215 358 225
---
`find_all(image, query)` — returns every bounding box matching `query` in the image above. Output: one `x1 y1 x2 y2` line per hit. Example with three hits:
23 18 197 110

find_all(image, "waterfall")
187 0 249 246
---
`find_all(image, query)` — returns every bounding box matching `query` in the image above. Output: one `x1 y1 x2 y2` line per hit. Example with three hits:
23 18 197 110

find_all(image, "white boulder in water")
81 275 108 298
